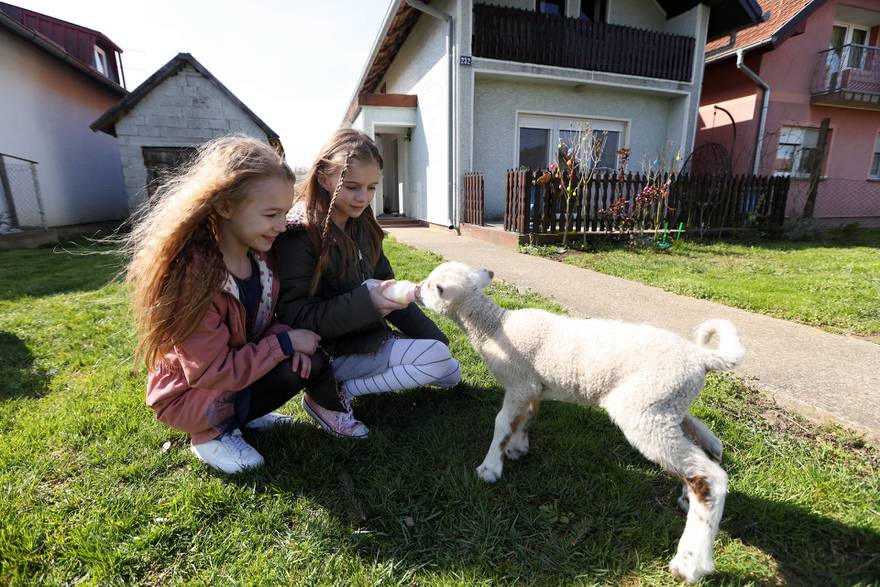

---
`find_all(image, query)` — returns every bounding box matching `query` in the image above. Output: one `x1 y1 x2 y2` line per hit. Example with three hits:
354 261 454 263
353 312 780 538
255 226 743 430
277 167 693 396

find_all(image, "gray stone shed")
91 52 283 210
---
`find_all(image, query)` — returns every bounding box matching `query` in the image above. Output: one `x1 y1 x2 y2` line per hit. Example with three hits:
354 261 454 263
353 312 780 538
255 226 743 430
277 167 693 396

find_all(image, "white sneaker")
190 429 264 474
245 411 294 431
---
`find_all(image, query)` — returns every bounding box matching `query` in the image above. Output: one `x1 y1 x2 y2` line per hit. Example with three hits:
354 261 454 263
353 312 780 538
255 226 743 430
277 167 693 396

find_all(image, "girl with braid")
129 136 344 473
275 128 460 439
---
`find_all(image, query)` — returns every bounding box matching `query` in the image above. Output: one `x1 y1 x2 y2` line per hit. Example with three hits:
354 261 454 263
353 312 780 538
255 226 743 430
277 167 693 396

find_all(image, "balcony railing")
472 4 695 83
811 44 880 108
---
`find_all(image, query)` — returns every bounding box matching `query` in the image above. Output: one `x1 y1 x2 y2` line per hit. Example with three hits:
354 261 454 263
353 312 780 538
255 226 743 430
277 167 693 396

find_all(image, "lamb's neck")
453 292 507 347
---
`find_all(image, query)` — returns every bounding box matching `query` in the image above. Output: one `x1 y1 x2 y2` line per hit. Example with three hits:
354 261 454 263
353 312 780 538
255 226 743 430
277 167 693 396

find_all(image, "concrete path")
387 226 880 446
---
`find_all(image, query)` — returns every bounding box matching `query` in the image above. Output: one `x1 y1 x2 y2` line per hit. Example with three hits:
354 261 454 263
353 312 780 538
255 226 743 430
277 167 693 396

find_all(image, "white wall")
0 30 126 227
608 0 666 29
115 64 270 209
381 0 454 225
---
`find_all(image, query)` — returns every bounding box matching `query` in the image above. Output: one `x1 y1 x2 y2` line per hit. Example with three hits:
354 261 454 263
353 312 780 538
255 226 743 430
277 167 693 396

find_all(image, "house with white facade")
343 0 763 228
92 53 283 210
0 2 127 231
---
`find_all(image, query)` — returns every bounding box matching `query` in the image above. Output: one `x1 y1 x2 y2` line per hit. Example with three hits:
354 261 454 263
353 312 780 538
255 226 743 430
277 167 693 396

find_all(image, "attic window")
94 46 108 76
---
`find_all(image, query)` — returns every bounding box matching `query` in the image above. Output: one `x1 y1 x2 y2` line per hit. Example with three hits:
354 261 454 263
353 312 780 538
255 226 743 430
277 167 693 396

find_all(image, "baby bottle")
363 279 418 304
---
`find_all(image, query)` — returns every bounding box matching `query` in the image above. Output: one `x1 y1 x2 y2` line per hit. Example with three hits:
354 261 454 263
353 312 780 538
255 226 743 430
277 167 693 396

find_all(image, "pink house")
696 0 880 225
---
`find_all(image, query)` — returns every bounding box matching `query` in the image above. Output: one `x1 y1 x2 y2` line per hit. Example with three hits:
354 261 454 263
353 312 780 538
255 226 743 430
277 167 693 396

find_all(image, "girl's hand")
291 351 311 379
368 279 408 316
287 329 320 355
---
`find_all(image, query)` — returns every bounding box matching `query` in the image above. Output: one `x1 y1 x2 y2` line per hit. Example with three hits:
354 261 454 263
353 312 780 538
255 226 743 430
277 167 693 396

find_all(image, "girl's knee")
415 340 453 365
433 357 461 387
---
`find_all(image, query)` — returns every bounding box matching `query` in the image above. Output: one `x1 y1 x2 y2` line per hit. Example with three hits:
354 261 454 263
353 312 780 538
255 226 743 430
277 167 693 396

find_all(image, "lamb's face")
418 261 493 314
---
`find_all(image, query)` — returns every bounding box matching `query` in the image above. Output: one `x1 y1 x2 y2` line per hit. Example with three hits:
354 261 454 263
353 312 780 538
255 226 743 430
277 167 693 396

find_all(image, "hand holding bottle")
365 279 411 316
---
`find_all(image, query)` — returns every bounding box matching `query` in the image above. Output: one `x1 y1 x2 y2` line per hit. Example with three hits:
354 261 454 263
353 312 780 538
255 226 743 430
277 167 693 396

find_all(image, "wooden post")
802 117 830 219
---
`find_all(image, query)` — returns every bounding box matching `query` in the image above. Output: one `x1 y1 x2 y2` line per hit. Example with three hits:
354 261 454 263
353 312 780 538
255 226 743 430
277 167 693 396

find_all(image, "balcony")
811 44 880 110
472 4 695 83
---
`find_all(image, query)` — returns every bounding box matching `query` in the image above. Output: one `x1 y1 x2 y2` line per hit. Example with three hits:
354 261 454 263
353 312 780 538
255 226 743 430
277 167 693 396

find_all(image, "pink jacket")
146 251 290 443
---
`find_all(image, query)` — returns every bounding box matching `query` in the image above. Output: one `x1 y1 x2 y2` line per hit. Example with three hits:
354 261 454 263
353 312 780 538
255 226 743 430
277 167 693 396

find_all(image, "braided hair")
300 128 384 296
309 149 354 295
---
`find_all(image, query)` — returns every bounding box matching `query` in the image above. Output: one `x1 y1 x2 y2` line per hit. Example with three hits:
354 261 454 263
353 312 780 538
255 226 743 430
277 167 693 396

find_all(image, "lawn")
521 229 880 338
0 238 878 585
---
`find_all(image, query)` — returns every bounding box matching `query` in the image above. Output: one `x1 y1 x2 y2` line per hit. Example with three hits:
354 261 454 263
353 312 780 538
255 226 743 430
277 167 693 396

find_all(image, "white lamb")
417 261 745 584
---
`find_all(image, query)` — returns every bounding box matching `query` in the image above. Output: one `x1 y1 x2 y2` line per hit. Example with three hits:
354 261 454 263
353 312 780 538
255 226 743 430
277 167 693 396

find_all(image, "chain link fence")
785 178 880 221
0 153 45 233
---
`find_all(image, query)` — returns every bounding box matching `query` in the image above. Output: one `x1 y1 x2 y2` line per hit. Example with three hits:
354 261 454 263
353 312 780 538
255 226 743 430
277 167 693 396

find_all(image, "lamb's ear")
478 268 494 288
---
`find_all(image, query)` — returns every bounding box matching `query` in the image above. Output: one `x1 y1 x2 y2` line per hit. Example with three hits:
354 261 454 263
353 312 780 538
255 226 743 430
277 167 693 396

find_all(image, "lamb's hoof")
476 462 501 483
504 437 529 460
669 551 714 584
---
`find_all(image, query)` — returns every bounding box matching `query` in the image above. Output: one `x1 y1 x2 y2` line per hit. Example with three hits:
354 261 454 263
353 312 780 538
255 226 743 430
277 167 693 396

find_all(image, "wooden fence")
503 169 790 235
472 3 695 83
463 172 485 225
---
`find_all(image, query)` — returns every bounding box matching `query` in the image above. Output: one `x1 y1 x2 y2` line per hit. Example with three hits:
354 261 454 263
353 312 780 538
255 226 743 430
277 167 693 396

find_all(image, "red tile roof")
706 0 822 62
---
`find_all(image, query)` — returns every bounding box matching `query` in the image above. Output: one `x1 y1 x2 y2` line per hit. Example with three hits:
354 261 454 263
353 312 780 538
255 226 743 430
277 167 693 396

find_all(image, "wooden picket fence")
463 172 485 225
502 169 790 235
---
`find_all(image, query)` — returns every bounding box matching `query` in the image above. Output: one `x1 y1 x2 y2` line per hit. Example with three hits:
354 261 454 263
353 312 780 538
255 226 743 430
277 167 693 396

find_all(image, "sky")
17 0 394 167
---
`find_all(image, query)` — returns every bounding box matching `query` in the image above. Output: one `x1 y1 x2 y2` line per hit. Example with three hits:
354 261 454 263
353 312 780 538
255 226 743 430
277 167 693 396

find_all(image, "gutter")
405 0 458 231
736 49 769 175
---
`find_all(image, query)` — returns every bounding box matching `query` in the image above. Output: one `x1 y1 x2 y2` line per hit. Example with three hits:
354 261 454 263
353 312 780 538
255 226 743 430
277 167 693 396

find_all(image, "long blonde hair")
124 135 294 370
299 128 384 295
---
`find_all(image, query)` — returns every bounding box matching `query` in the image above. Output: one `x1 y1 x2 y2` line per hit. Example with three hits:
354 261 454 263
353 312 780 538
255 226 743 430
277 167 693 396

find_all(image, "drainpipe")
736 49 769 175
405 0 457 231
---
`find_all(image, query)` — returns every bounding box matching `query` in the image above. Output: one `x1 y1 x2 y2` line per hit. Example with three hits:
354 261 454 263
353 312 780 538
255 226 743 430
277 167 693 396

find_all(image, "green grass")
521 229 880 337
0 237 878 585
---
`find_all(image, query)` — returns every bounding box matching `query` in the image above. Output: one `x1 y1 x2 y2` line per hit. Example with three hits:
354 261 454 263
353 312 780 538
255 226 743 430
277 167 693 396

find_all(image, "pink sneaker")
301 394 369 439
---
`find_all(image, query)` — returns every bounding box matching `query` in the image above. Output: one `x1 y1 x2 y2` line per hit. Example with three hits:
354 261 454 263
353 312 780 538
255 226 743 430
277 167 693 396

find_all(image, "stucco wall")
380 0 453 225
472 77 685 219
696 55 761 175
0 29 126 227
608 0 665 30
114 64 270 209
700 0 880 218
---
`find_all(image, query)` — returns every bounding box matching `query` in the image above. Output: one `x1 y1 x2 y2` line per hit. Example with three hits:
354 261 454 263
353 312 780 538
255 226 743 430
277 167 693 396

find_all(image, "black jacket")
274 222 447 357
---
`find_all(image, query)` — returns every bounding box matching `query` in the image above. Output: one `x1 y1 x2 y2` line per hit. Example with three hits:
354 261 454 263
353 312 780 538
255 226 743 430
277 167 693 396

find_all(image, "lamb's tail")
694 319 744 371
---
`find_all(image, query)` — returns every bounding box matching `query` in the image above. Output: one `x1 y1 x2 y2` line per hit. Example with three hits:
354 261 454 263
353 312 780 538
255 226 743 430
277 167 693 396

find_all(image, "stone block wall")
115 65 269 208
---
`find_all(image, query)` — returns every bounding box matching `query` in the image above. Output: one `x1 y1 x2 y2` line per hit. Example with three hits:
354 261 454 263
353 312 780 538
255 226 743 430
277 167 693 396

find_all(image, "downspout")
736 49 769 175
405 0 457 231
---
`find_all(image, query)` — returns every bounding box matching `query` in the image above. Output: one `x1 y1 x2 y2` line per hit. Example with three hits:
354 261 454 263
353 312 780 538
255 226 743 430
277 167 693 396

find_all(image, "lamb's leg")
477 392 535 483
607 405 727 584
504 398 540 460
681 414 723 463
678 415 723 514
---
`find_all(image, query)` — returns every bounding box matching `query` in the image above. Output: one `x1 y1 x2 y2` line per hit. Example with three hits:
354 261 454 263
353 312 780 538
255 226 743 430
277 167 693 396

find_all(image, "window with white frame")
870 134 880 178
775 126 824 176
93 45 108 76
517 114 626 173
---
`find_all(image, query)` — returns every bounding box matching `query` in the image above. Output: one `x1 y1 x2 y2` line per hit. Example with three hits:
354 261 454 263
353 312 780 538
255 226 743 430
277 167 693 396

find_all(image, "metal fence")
786 177 880 221
0 153 45 233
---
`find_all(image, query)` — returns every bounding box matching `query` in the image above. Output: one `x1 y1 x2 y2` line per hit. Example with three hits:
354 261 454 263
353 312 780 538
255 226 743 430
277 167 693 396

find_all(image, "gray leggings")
333 338 461 398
